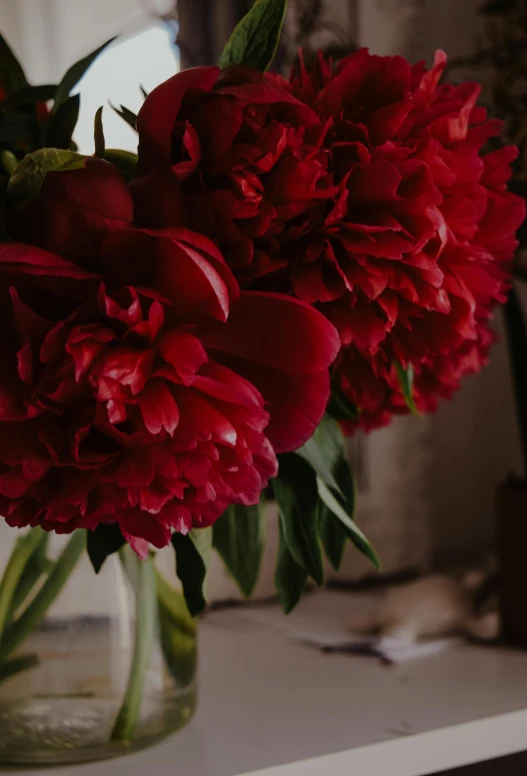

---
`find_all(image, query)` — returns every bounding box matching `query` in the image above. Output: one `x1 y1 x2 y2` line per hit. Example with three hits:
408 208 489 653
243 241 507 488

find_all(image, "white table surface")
3 590 527 776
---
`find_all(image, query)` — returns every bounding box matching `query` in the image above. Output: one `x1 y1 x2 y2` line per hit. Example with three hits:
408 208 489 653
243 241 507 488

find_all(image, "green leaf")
0 653 39 685
309 420 371 570
46 94 81 149
94 106 105 157
296 437 342 497
53 37 116 112
158 610 196 688
0 84 57 110
299 415 347 495
395 362 419 415
7 148 86 212
171 528 212 617
154 567 196 637
274 520 308 614
273 454 324 586
110 102 137 131
155 569 196 688
213 502 266 598
218 0 287 72
103 149 138 181
504 287 527 476
317 477 380 570
87 524 126 574
319 500 347 571
326 387 359 422
0 35 28 95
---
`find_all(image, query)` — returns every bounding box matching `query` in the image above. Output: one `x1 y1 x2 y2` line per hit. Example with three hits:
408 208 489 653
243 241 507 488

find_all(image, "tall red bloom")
292 49 525 429
0 169 339 551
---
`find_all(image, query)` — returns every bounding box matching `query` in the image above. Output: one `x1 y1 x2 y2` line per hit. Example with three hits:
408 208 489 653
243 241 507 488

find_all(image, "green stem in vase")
111 551 156 745
0 528 47 642
7 532 51 621
0 653 39 683
0 530 85 663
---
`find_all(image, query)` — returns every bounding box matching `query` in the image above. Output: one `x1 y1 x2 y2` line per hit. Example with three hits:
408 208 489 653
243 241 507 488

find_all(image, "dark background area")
436 751 527 775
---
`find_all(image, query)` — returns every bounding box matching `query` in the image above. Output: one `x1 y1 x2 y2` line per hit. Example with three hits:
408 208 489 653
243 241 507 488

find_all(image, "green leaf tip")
218 0 288 72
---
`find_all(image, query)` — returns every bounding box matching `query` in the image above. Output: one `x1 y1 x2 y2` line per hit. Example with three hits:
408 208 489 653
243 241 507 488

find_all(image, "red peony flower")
7 158 134 266
133 65 336 285
0 179 339 551
289 49 525 429
134 53 525 431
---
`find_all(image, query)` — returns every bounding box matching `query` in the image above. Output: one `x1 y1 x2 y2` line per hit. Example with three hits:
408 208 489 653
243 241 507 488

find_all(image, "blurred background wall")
0 0 522 576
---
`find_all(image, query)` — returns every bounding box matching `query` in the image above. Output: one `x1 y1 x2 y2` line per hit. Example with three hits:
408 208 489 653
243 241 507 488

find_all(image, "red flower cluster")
134 51 525 431
291 50 525 430
1 46 522 550
0 159 339 552
133 66 336 286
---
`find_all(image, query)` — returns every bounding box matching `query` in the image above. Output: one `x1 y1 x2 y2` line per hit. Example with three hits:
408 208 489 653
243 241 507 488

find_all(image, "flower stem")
0 530 85 663
111 552 156 745
0 653 39 684
0 528 47 643
8 537 52 621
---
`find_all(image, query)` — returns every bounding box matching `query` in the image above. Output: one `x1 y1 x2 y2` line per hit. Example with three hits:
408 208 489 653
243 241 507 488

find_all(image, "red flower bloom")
289 49 525 429
134 54 524 430
338 321 496 433
133 65 336 285
0 185 339 550
7 158 134 266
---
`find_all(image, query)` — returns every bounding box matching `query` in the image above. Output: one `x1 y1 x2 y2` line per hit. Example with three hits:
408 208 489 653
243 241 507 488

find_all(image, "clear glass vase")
0 528 197 765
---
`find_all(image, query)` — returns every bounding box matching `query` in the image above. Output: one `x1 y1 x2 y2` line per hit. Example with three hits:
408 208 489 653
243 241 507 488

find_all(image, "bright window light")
74 22 179 154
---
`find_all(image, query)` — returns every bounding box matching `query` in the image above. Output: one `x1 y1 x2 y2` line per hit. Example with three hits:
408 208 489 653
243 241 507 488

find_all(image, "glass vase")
0 527 197 765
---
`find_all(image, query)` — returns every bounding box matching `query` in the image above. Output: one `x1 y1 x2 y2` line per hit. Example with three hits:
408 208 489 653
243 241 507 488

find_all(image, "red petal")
9 286 52 341
173 389 238 446
137 380 180 436
115 448 155 488
214 355 331 453
202 292 341 375
193 361 264 408
103 228 238 322
131 166 187 228
0 243 101 281
137 67 219 170
155 230 238 321
123 534 150 560
120 509 172 550
156 330 208 385
91 348 154 397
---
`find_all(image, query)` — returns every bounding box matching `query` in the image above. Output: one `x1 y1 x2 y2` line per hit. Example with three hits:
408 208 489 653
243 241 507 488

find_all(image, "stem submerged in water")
0 530 86 664
111 552 157 745
0 528 46 642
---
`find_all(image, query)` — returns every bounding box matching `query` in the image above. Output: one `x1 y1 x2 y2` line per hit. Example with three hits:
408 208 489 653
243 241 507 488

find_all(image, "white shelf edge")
241 708 527 776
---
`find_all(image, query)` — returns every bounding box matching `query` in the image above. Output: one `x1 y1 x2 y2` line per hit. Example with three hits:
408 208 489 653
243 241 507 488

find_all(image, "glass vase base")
0 689 196 765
